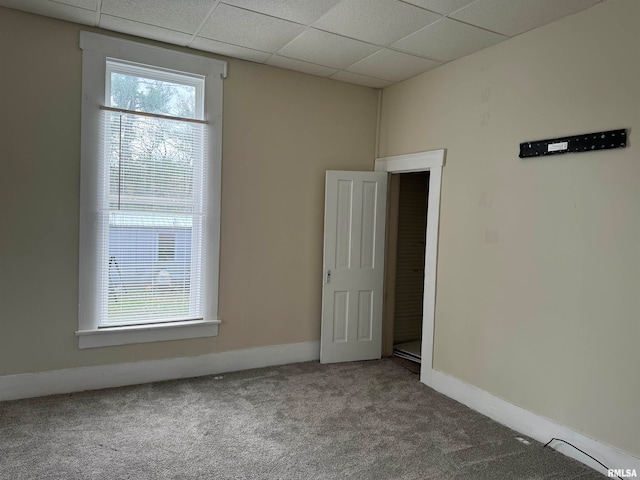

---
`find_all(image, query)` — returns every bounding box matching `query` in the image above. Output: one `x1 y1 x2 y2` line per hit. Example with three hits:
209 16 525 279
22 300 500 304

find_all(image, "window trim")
77 32 225 349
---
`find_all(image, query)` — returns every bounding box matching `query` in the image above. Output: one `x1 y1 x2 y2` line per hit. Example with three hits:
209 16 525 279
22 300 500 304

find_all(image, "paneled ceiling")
0 0 603 88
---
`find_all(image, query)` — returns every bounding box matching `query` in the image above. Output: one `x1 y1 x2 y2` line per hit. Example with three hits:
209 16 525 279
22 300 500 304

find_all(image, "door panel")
320 171 387 363
335 179 353 269
357 290 373 341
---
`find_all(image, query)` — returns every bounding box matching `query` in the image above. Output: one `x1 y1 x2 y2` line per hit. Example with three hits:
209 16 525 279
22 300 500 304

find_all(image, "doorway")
375 149 444 384
383 172 429 366
320 150 444 384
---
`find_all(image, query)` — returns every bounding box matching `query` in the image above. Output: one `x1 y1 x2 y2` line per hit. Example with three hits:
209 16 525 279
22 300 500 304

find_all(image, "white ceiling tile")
52 0 97 10
450 0 601 37
400 0 475 15
314 0 441 45
0 0 96 25
393 18 505 61
220 0 341 25
191 37 271 63
347 48 440 82
331 71 393 88
277 29 379 69
200 3 304 52
101 0 213 34
266 56 338 77
100 15 192 45
0 0 605 87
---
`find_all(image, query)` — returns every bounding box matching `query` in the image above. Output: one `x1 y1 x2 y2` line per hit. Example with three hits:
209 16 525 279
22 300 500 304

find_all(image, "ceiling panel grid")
0 0 602 87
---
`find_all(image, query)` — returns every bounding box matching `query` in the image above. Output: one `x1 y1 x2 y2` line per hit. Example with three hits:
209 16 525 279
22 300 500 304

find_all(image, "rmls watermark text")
608 469 637 478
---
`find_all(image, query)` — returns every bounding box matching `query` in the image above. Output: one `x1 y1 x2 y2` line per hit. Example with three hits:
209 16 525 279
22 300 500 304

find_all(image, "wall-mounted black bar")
519 129 627 158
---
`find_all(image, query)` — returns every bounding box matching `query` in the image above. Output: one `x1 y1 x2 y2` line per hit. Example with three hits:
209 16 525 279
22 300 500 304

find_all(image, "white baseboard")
423 369 640 477
0 341 320 402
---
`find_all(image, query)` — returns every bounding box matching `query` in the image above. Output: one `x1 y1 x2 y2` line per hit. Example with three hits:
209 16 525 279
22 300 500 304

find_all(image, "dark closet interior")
392 171 429 364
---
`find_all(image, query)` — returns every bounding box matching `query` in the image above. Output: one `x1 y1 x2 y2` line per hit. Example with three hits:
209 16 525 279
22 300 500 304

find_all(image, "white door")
320 171 388 363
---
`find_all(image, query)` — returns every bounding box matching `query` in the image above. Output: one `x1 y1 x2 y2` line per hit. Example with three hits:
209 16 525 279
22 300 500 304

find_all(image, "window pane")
110 71 197 118
104 110 204 214
105 212 202 324
99 61 206 326
158 233 175 262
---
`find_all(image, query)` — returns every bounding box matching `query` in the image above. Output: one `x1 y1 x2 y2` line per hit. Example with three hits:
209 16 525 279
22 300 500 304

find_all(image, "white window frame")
77 32 226 349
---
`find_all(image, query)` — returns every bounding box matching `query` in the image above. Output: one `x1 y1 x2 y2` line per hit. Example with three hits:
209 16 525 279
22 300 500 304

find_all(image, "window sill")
76 319 220 349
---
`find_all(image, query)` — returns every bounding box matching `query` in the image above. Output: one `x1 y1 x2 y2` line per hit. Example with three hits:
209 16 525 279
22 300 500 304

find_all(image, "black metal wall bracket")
519 129 627 158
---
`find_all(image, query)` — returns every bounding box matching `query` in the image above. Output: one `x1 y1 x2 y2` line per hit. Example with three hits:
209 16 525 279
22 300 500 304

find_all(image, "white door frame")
375 149 445 385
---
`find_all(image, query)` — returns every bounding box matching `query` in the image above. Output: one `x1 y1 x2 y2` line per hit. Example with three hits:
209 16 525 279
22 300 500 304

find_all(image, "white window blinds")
99 61 206 326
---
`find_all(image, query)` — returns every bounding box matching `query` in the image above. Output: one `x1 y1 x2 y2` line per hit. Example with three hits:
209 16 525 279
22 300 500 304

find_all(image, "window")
77 32 225 348
158 233 176 262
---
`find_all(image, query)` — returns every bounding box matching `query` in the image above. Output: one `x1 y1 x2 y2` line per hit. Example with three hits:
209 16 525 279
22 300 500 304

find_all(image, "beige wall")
2 0 638 460
0 8 378 375
379 0 639 458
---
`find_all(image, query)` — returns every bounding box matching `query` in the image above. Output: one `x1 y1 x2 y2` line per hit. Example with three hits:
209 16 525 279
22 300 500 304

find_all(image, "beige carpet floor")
0 359 602 479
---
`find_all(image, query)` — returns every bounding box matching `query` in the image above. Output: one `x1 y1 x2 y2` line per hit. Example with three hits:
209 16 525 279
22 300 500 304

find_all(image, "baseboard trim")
0 341 320 402
423 369 639 477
